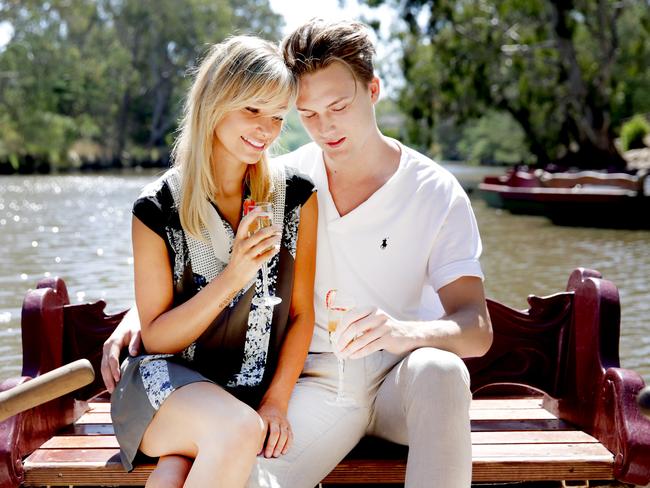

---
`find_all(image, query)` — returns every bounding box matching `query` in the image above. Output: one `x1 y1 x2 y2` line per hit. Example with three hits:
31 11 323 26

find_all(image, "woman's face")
213 104 287 166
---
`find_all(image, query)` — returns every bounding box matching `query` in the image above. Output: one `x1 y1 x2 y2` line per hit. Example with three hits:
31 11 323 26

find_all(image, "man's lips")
241 136 265 150
325 137 346 148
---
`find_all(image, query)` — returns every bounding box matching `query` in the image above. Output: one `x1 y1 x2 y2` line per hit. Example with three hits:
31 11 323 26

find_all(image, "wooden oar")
638 386 650 418
0 359 95 422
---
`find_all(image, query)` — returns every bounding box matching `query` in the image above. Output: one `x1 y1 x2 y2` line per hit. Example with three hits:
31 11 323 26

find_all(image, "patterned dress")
110 164 315 471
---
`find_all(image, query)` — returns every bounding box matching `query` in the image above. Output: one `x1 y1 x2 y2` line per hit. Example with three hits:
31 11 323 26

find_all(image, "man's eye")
245 107 260 114
332 105 347 112
302 112 316 119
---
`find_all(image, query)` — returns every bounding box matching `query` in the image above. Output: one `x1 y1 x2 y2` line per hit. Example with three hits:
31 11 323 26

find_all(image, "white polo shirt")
275 141 484 352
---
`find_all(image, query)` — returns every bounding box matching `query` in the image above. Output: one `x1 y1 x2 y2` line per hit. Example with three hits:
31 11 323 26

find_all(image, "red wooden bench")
1 268 649 487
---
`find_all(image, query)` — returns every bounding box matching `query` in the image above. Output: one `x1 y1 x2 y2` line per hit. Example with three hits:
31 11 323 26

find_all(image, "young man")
102 19 492 488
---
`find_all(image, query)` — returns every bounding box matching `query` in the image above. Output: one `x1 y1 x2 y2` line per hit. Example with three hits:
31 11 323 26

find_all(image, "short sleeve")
285 166 317 208
132 184 169 240
427 191 484 291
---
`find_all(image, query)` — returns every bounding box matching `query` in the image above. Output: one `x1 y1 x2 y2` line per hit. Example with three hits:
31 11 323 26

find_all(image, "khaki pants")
248 347 472 488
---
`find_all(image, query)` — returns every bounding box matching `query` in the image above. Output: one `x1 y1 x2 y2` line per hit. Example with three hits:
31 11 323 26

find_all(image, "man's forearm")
410 305 492 359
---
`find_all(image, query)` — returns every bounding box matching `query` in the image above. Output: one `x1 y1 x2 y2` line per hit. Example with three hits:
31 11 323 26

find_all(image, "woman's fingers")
276 423 292 456
258 419 269 455
261 418 291 458
264 420 281 458
235 208 264 240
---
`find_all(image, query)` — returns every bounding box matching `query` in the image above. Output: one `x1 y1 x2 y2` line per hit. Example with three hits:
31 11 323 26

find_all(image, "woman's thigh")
140 381 262 458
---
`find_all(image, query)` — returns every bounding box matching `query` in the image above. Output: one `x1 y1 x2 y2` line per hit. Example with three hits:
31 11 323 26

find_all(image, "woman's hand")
225 209 282 289
256 399 293 458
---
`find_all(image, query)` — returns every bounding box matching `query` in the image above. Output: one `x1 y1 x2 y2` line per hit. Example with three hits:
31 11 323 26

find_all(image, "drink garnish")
243 198 256 216
326 289 337 309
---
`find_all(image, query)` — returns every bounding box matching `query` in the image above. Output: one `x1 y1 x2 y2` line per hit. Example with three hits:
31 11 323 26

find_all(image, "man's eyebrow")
296 96 351 112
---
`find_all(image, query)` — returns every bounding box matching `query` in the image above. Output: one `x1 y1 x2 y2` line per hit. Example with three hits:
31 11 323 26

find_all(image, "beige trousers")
247 347 472 488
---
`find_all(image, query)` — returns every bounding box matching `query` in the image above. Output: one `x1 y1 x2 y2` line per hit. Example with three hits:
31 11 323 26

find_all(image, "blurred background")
0 0 649 396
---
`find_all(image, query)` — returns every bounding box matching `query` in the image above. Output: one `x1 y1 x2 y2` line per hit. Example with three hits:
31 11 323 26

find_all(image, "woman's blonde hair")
172 36 296 239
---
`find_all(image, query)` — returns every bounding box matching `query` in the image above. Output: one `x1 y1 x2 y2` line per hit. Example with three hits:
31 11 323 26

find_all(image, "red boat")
478 169 650 229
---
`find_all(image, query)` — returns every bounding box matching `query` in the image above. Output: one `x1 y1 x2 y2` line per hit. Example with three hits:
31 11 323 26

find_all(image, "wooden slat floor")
22 397 614 486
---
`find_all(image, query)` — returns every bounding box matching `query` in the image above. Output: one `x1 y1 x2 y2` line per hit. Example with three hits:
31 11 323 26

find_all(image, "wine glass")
326 289 357 407
244 202 282 307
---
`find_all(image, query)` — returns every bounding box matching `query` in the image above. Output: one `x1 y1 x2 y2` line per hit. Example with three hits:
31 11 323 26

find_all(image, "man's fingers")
100 355 115 393
264 422 280 458
336 308 378 351
128 330 141 356
349 335 385 359
342 325 386 358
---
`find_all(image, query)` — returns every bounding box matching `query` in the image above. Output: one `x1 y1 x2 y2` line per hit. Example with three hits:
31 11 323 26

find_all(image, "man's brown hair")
282 19 376 84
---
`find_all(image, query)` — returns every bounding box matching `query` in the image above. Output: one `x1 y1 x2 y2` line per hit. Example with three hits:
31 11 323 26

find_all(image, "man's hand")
335 307 418 359
256 400 293 458
101 309 142 393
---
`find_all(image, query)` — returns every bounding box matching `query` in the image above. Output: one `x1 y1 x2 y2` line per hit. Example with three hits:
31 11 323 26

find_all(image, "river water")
1 169 649 387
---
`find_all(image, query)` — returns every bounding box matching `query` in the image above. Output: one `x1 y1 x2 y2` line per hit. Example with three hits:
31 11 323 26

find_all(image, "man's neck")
324 132 401 216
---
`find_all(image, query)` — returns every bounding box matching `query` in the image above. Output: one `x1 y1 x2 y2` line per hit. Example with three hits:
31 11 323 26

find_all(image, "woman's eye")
245 107 260 114
272 116 284 122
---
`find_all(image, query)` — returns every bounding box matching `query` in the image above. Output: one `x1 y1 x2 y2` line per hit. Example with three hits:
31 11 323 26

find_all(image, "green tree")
365 0 650 170
0 0 283 169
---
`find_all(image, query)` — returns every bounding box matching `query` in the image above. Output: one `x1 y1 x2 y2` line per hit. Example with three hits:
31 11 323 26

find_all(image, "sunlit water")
1 170 649 388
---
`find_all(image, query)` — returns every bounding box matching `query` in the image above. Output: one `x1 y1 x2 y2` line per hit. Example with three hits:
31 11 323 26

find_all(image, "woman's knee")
198 402 264 456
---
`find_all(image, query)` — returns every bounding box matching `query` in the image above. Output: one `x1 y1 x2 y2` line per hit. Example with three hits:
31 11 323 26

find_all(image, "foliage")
458 111 532 165
620 115 650 150
0 0 283 170
364 0 650 169
274 109 310 155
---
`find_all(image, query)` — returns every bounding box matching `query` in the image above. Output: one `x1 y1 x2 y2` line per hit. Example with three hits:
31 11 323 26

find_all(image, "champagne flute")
244 202 282 307
326 289 357 407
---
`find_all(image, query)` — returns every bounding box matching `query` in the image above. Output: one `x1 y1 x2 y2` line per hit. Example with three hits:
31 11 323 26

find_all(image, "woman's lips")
325 137 346 148
242 136 265 150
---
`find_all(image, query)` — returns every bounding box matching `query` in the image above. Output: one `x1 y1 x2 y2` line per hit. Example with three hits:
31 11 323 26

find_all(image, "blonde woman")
110 36 317 488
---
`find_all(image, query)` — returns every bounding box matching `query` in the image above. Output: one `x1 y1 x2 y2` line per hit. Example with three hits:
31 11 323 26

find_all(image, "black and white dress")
110 164 315 471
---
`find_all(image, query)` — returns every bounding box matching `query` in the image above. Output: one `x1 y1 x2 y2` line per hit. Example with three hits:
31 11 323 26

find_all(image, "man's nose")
318 113 335 136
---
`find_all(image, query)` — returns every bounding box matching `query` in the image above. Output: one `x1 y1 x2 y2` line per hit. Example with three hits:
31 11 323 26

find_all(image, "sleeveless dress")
110 164 315 471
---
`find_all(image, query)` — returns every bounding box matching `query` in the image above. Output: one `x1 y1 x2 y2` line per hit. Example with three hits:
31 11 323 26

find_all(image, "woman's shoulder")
136 168 179 202
132 169 179 232
276 163 316 208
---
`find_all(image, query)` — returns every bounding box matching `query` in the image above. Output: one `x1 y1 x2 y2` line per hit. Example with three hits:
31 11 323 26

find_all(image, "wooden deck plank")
25 443 612 466
73 407 557 425
39 430 601 450
59 418 578 436
84 397 547 413
83 397 540 411
23 444 614 486
25 397 611 486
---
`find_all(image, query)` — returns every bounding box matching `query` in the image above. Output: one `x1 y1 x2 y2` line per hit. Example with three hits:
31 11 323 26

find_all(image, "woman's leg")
145 455 192 488
139 381 265 488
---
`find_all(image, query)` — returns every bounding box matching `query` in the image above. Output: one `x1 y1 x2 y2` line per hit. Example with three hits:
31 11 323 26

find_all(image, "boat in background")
479 168 650 229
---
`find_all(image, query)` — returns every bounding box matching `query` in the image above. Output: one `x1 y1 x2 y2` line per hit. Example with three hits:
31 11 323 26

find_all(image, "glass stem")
336 358 346 401
261 262 270 298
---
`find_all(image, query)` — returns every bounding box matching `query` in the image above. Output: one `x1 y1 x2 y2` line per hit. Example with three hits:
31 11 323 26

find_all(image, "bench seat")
3 269 649 487
22 397 614 486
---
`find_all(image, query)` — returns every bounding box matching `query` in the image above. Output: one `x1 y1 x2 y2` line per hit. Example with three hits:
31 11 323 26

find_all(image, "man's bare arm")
100 308 142 393
336 276 493 359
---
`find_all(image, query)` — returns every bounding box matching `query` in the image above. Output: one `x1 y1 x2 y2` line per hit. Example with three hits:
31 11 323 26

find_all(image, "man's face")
296 61 379 164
